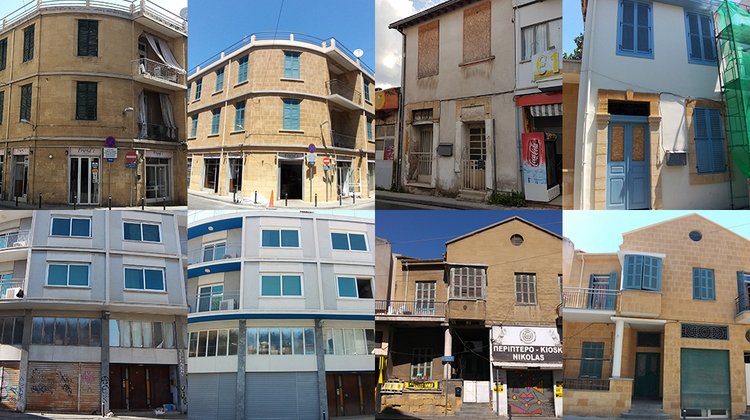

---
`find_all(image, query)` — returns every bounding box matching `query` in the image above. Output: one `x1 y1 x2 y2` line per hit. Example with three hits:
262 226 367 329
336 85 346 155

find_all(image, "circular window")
510 234 524 246
745 330 750 343
689 230 702 242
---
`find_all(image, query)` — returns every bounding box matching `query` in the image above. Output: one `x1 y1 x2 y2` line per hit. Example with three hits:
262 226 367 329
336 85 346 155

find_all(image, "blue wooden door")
607 117 650 209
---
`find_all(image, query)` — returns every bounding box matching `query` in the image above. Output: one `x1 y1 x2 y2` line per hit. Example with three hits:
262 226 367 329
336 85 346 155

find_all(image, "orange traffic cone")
269 191 274 209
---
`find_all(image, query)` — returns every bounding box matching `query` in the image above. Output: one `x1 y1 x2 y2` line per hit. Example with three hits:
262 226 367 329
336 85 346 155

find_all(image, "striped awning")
530 104 563 117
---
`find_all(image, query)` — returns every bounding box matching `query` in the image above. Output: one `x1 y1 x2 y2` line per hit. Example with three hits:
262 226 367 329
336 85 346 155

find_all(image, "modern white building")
0 210 188 414
186 211 376 420
573 0 746 210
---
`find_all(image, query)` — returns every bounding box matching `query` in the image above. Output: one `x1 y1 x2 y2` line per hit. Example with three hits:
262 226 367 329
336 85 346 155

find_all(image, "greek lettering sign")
404 381 439 390
490 326 562 366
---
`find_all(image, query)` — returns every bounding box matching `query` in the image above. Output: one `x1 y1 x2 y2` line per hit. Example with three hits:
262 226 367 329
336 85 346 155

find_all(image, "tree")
563 33 584 60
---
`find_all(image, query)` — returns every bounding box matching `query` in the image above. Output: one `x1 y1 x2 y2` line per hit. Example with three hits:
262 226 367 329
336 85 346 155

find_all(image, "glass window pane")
31 317 43 344
337 277 357 298
293 328 304 355
142 224 160 242
109 320 120 347
269 328 281 355
228 328 238 355
48 265 68 286
207 330 218 357
68 265 89 286
349 234 367 251
324 328 333 354
125 269 143 289
13 317 23 345
280 230 299 247
66 318 78 346
354 329 367 355
282 275 302 296
214 243 226 260
152 322 163 348
281 329 293 355
142 322 153 348
54 318 65 345
356 279 373 298
261 276 281 296
131 321 143 348
258 328 269 355
0 319 10 345
336 329 347 355
217 330 228 356
188 332 197 357
42 317 54 345
51 218 70 236
203 246 213 262
331 233 349 250
365 329 376 353
145 269 164 290
80 319 92 346
304 328 315 355
71 218 90 237
163 322 175 349
120 320 131 347
198 330 208 357
247 328 257 354
262 230 279 247
123 222 141 240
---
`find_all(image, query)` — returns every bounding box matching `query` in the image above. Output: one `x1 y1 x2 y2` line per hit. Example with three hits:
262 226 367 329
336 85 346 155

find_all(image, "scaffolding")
716 0 750 179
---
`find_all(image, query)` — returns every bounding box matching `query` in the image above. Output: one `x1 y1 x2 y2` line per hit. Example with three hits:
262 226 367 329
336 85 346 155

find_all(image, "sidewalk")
376 191 562 210
0 200 187 210
189 190 375 210
0 412 186 420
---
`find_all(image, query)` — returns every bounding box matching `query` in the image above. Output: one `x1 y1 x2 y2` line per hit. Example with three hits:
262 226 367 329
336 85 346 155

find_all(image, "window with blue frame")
685 11 716 65
367 117 373 141
124 267 165 291
238 56 249 83
47 263 89 287
50 217 91 237
364 79 371 102
261 229 299 247
693 107 726 174
211 108 221 135
215 67 225 92
283 51 300 79
282 99 300 130
579 342 604 378
692 268 715 300
234 101 245 131
123 222 161 242
195 78 202 100
190 116 198 137
331 232 368 251
617 0 653 58
260 275 302 297
623 254 662 291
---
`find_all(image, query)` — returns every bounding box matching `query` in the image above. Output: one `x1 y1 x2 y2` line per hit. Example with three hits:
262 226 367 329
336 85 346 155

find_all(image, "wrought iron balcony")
0 279 24 300
188 243 242 265
326 80 362 105
138 122 178 141
375 300 446 319
0 231 29 250
189 291 240 313
331 131 357 149
563 287 619 311
137 58 186 86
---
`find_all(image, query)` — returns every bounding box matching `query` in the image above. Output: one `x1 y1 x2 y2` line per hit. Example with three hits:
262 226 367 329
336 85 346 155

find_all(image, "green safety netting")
716 0 750 176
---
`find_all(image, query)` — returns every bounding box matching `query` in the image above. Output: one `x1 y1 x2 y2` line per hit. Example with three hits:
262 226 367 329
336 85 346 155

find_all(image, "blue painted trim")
609 115 649 123
685 10 718 66
187 261 241 279
188 312 375 324
616 0 654 60
188 217 243 239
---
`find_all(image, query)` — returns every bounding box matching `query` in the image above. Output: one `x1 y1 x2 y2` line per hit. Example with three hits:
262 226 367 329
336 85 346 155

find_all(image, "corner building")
0 210 188 414
186 34 376 203
186 212 376 420
0 0 188 207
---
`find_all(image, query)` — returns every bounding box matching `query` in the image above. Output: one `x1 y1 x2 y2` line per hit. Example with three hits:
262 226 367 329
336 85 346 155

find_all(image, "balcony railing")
563 287 619 311
0 231 29 250
737 296 749 316
138 122 178 141
331 131 357 149
188 243 242 265
326 80 362 105
189 291 240 313
137 58 186 86
563 378 610 391
375 300 446 318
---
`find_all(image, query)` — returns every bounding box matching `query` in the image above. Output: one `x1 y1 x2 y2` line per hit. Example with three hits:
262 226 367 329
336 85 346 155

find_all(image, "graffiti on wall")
508 370 554 416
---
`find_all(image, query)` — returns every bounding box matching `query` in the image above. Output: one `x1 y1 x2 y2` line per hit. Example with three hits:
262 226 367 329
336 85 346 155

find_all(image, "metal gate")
0 362 19 411
507 370 554 416
26 362 100 413
246 372 318 420
463 380 490 403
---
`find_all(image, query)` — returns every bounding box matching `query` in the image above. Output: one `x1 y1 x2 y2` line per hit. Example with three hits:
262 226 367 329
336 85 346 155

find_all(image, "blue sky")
376 210 562 259
565 211 750 253
188 0 374 72
563 0 584 54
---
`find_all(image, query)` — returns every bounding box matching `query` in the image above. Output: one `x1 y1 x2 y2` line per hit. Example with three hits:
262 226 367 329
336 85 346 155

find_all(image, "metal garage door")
26 362 100 413
187 372 236 420
507 370 554 416
681 348 730 417
246 372 318 420
0 362 20 411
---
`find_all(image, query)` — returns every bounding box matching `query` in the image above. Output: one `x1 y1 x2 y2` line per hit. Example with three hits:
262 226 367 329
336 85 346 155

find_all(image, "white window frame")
201 241 227 262
449 266 486 299
46 263 90 288
330 231 369 252
259 273 304 297
411 347 433 380
197 283 224 312
122 221 162 243
336 276 374 299
123 266 166 292
259 228 301 248
515 272 537 305
49 216 92 238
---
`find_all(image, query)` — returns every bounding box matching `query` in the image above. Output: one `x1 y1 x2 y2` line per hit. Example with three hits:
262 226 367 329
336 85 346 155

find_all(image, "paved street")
376 191 562 210
189 191 375 210
0 412 185 420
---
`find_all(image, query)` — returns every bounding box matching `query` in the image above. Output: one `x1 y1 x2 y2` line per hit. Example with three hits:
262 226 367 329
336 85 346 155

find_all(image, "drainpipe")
577 0 598 209
394 28 407 190
404 261 409 301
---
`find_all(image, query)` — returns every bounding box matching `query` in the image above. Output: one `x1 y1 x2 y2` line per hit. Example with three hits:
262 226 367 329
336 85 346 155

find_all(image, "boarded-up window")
463 2 491 63
418 21 439 78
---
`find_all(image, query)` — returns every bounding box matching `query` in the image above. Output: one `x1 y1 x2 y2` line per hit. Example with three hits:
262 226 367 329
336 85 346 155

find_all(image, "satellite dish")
179 8 188 19
353 49 364 58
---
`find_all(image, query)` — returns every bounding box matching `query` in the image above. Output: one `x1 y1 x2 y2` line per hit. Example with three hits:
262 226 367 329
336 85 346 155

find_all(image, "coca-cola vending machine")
522 132 560 202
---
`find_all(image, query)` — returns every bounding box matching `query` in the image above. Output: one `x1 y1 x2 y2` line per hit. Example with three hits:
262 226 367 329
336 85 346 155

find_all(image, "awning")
515 92 562 107
144 33 185 74
530 104 563 117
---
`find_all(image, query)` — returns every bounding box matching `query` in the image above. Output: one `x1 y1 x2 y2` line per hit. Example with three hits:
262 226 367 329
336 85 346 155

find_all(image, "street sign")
125 150 138 168
308 143 316 153
441 355 455 363
322 156 331 166
103 147 117 162
105 136 117 148
307 153 317 165
323 165 331 171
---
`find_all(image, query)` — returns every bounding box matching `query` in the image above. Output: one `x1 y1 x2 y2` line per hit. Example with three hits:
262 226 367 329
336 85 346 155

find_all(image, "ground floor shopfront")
0 139 187 207
187 147 374 204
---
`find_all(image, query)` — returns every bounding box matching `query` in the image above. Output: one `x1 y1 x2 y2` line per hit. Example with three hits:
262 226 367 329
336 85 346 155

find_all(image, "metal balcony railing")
375 300 446 318
0 279 24 300
737 296 750 316
138 122 178 141
562 287 619 311
0 231 29 250
0 0 186 34
136 58 187 86
326 80 362 105
331 131 357 149
188 243 242 265
563 378 610 391
189 291 240 313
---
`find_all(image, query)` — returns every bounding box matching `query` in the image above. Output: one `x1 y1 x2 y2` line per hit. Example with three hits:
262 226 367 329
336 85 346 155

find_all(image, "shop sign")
70 147 101 157
555 383 563 398
404 381 439 390
12 148 28 156
491 326 562 364
533 48 561 80
144 150 172 158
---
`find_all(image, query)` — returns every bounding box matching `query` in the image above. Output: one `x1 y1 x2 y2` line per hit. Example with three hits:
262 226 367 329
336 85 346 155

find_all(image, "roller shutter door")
26 362 100 413
0 362 20 411
246 372 318 420
187 372 236 420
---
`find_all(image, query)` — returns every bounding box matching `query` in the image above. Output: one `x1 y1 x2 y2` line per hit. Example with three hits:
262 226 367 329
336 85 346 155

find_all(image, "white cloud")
376 0 440 88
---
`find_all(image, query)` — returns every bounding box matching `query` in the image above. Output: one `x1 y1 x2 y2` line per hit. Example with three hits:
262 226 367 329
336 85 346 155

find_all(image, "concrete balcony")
331 131 358 149
187 243 242 265
618 289 661 318
562 287 619 323
138 122 178 141
189 291 240 314
326 79 362 110
0 279 24 301
375 300 445 321
134 58 186 90
0 231 30 263
446 299 485 321
736 297 750 324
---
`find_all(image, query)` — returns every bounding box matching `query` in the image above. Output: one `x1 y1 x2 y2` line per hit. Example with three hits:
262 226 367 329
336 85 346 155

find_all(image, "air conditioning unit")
219 298 235 310
4 288 23 299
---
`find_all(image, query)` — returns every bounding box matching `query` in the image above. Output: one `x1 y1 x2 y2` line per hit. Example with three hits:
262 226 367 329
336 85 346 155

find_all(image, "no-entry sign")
125 150 138 168
322 156 331 166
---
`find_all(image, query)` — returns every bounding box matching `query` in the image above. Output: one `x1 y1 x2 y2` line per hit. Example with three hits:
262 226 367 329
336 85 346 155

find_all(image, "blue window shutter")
293 54 300 78
641 256 661 291
607 272 618 309
238 56 248 83
708 108 726 172
216 68 224 91
739 272 748 312
292 100 300 129
700 15 716 62
686 12 701 61
211 109 220 134
284 52 300 79
235 101 245 131
283 99 300 130
624 255 643 289
692 268 700 299
694 107 712 173
635 2 651 55
620 1 635 52
707 269 715 300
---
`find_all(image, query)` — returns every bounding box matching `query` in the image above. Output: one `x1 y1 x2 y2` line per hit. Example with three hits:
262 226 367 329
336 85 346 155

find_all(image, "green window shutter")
234 101 245 131
215 67 224 92
681 348 730 410
211 109 220 134
284 52 300 79
0 91 5 125
20 84 32 122
76 82 97 120
238 56 248 83
77 20 98 57
579 342 604 378
282 99 300 130
623 255 642 289
23 25 34 62
0 39 7 71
